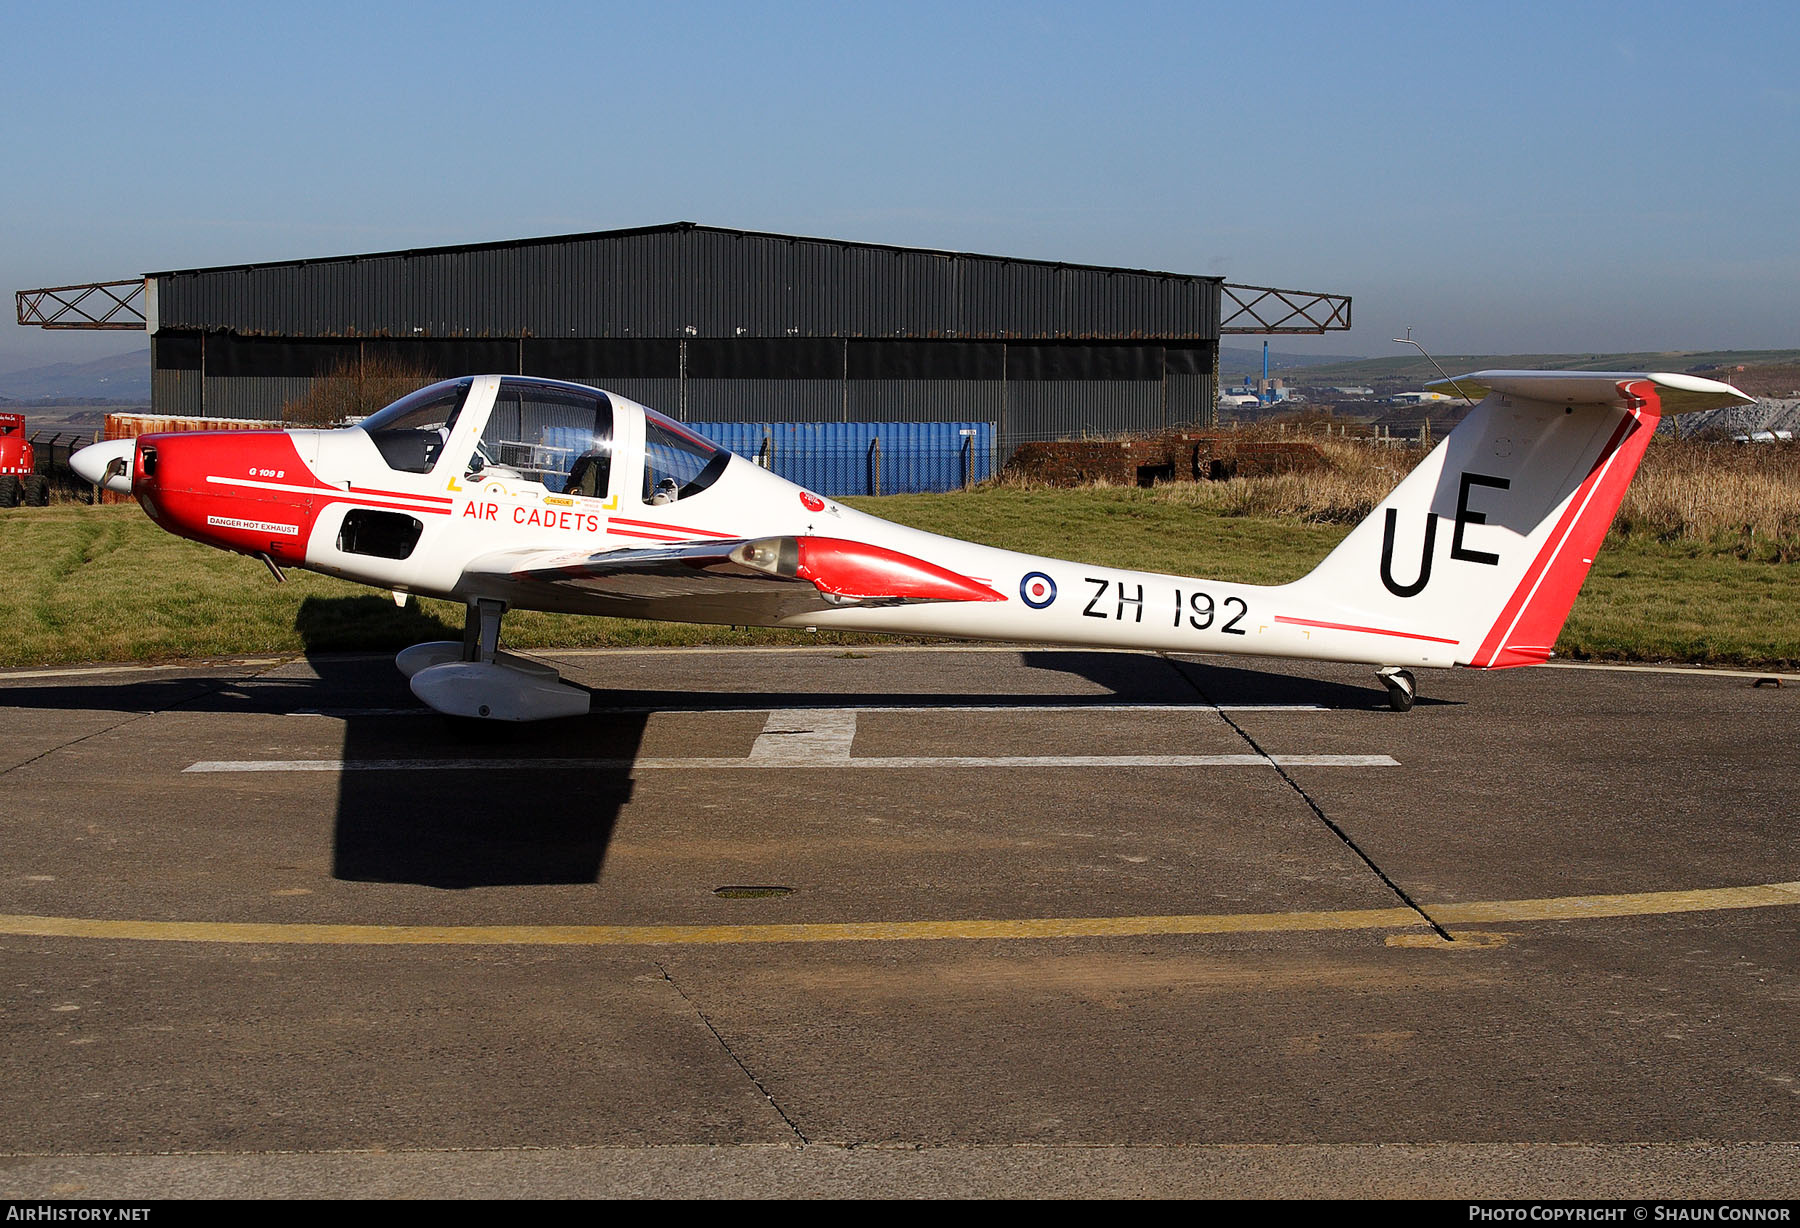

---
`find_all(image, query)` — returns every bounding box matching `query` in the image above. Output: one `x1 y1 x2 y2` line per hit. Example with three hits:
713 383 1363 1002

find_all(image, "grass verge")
1 490 1796 669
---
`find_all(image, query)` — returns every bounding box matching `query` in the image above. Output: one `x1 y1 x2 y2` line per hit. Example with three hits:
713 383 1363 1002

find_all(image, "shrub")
281 354 438 427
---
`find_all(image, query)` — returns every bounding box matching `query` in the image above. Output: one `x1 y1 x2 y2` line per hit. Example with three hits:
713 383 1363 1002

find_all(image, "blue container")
687 421 993 496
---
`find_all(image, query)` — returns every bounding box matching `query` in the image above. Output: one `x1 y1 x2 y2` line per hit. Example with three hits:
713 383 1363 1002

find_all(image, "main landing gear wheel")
399 599 591 721
1377 667 1416 712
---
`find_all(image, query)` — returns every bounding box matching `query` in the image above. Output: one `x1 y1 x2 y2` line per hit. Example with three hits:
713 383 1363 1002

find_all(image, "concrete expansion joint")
1157 653 1453 942
0 673 232 778
655 960 810 1145
1 717 135 779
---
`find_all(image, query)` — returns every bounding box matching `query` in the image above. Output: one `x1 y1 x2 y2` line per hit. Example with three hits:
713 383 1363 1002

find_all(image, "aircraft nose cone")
71 438 136 493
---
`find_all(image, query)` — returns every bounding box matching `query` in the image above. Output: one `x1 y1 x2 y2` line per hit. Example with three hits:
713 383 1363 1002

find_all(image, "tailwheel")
1377 667 1416 713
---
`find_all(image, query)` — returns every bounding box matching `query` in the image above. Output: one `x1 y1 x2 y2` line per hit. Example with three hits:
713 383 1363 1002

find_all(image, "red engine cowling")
133 430 324 564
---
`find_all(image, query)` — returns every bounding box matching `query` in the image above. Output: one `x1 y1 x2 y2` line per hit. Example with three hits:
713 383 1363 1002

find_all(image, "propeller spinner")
71 438 136 494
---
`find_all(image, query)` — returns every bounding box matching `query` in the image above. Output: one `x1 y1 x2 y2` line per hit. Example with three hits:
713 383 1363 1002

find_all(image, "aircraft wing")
458 535 1007 624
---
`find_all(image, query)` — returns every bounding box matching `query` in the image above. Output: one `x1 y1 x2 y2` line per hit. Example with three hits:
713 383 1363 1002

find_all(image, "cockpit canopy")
360 376 731 506
642 412 728 505
478 379 614 495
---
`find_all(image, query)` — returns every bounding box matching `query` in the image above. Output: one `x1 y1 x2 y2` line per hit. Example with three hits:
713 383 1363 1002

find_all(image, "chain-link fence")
28 431 96 503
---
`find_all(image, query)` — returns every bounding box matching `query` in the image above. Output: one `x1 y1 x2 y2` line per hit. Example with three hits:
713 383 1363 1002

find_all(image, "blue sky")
4 0 1796 372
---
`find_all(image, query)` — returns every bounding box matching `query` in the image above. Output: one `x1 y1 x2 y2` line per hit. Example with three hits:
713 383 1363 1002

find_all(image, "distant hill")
0 349 150 404
1219 345 1361 380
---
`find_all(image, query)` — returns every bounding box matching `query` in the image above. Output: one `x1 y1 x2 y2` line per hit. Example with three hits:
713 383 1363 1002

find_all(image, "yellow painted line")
0 907 1424 947
0 882 1795 949
0 664 180 681
1432 881 1800 925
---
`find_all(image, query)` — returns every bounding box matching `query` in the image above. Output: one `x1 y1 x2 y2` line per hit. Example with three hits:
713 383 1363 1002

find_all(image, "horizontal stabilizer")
1428 370 1754 414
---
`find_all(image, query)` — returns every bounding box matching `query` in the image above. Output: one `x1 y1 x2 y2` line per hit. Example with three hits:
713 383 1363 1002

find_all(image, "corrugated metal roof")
149 223 1221 342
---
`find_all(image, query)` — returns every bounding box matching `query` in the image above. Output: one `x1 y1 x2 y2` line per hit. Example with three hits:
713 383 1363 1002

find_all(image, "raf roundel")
1020 571 1057 609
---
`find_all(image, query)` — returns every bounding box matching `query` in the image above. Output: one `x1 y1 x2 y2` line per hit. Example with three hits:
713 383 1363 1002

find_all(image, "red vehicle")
0 414 49 507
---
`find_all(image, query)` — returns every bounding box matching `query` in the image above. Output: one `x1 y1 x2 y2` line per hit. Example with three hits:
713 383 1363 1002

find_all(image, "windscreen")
359 379 473 474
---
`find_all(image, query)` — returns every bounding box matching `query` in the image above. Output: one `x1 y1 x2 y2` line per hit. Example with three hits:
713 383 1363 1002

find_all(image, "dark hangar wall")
147 223 1221 438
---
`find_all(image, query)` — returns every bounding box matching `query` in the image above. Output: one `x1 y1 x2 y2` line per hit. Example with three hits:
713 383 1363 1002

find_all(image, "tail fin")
1284 371 1752 669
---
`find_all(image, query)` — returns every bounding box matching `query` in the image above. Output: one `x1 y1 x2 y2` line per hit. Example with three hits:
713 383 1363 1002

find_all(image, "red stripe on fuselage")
349 485 453 504
323 495 454 516
210 477 453 519
609 516 732 539
610 527 702 543
1273 615 1460 645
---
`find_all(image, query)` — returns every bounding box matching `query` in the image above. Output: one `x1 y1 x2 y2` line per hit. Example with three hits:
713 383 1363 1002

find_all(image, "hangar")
18 222 1349 456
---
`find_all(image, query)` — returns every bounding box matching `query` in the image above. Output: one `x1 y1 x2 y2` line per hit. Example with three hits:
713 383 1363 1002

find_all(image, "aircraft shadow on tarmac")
314 626 1448 890
1027 650 1434 710
0 654 1428 717
0 596 1448 890
288 597 643 891
565 650 1436 714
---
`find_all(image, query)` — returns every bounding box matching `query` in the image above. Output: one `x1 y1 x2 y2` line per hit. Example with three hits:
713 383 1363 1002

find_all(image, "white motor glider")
73 369 1751 719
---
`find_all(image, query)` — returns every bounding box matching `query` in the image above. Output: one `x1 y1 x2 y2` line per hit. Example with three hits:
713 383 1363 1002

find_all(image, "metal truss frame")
16 280 147 330
1220 283 1351 334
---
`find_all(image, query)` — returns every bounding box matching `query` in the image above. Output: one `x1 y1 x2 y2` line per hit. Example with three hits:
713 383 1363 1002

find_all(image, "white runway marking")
284 702 1328 718
188 754 1396 773
748 708 859 763
1215 704 1329 712
200 708 1395 772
